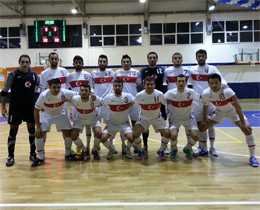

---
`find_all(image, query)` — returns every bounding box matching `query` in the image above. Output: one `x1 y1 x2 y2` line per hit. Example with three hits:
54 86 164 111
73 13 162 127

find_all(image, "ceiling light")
243 25 248 29
140 0 146 3
195 22 200 26
71 7 78 14
209 4 216 11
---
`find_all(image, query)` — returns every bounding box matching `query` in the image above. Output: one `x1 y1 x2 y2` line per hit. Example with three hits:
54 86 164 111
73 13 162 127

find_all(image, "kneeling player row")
31 74 259 167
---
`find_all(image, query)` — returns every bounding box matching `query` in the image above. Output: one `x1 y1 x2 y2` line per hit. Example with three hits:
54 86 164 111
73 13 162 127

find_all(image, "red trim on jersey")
191 74 208 81
116 76 137 83
140 102 161 110
109 103 131 112
168 76 189 83
170 99 193 107
44 101 65 108
76 107 95 114
47 77 67 84
93 77 113 84
211 95 237 106
69 80 89 88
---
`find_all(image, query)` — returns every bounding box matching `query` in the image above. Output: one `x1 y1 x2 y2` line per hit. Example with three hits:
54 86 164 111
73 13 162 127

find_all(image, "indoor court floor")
0 100 259 210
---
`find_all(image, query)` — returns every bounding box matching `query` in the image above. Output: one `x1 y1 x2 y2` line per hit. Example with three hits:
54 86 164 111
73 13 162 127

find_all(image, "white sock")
246 134 256 157
208 127 215 148
159 137 169 151
170 139 178 150
108 135 114 145
127 140 133 149
64 137 73 156
199 131 207 151
134 138 142 151
36 138 45 160
186 138 197 150
74 138 86 152
103 140 112 149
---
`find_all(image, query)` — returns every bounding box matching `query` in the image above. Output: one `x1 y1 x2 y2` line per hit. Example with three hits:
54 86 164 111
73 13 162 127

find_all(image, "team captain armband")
1 91 8 96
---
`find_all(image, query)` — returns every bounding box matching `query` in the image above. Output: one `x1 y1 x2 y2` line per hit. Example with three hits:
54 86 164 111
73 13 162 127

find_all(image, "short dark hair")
80 83 91 90
113 79 123 85
176 74 187 82
18 54 31 63
172 52 182 59
49 78 61 86
49 52 59 59
143 76 155 84
208 73 221 82
121 54 132 63
73 55 83 62
147 51 158 58
196 49 207 57
99 54 108 61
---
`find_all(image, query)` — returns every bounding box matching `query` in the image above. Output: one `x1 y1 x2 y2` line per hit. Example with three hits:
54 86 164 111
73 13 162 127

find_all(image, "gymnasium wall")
0 11 259 99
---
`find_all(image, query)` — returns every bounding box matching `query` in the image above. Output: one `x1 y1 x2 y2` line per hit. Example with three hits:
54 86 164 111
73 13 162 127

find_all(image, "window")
28 25 82 48
90 24 142 47
212 20 260 43
150 21 203 45
0 27 21 49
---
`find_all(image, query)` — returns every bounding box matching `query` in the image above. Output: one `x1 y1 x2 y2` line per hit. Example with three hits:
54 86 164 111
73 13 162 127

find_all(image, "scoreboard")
34 20 66 43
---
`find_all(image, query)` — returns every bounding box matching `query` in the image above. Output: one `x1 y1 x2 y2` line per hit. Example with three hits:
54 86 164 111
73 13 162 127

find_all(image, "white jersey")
202 87 237 113
163 66 191 90
91 69 114 98
39 66 69 93
165 87 198 121
103 92 134 125
67 71 92 92
70 95 102 120
135 89 166 120
114 68 141 96
190 64 227 94
35 89 76 118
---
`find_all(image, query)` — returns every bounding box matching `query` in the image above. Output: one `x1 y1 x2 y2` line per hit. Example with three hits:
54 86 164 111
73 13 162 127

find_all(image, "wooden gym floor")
0 99 259 210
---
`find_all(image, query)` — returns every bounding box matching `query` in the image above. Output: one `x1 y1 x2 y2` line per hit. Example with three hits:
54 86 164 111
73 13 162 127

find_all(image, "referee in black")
1 54 39 167
140 52 167 154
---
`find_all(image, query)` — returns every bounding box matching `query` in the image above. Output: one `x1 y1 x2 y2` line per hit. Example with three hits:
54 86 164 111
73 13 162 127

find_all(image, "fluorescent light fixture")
140 0 146 3
209 4 216 11
137 37 142 43
71 7 78 14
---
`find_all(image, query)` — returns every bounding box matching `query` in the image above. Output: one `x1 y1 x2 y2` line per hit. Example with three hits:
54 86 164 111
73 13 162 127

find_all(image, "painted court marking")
0 201 259 207
148 138 260 159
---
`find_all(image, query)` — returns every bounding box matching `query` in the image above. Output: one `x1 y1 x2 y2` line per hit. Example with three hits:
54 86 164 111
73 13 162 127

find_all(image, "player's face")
196 53 207 66
147 54 158 67
121 58 131 70
176 77 186 90
209 78 221 92
49 54 59 68
73 60 83 71
144 80 155 94
172 54 183 67
80 86 90 99
50 83 61 96
113 82 123 95
98 58 108 71
19 57 31 72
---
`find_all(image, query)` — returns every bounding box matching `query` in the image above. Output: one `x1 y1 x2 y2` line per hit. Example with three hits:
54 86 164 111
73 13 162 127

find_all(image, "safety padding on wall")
228 82 260 99
0 68 7 89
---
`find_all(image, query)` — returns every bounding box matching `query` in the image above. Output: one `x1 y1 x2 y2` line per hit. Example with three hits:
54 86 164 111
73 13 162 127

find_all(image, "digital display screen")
34 20 66 43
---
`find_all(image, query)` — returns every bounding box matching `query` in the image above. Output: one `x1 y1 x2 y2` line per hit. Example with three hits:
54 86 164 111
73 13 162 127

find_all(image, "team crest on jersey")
61 95 66 101
25 81 32 88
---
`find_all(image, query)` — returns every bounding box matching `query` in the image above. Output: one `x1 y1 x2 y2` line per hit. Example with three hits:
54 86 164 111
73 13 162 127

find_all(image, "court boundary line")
0 201 260 207
148 138 260 158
